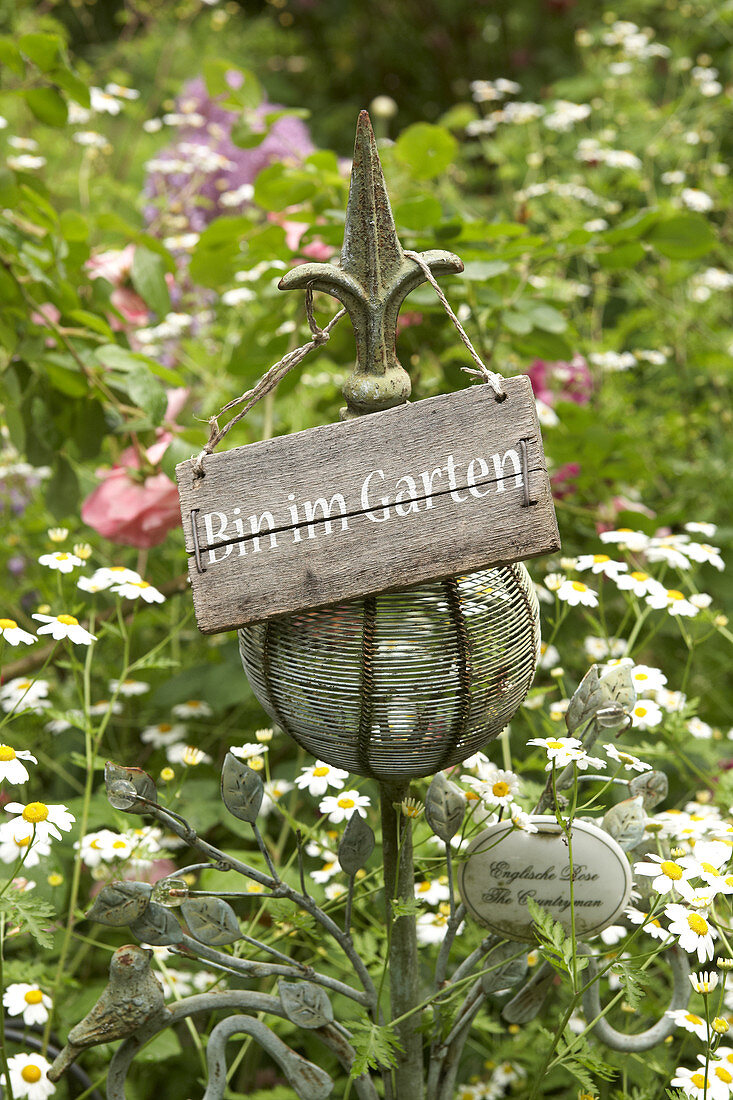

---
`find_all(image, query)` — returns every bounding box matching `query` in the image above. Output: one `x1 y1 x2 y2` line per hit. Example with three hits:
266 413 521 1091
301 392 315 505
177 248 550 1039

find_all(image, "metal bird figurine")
48 944 169 1082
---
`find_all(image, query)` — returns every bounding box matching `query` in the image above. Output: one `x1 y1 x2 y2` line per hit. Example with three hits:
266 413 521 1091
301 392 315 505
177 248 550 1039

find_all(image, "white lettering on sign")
458 816 632 942
199 448 523 563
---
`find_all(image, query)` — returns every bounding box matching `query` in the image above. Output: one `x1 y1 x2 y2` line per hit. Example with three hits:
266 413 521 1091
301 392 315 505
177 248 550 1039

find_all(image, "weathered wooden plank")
176 377 560 632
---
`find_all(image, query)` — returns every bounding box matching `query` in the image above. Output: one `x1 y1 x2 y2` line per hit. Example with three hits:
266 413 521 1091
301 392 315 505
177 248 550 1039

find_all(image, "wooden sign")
176 376 560 633
458 816 632 942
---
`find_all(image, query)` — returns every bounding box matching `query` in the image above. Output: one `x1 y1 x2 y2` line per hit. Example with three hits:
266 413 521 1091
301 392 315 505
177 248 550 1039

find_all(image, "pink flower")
526 354 592 406
270 212 335 260
551 462 581 500
81 434 181 549
110 286 149 327
86 244 136 286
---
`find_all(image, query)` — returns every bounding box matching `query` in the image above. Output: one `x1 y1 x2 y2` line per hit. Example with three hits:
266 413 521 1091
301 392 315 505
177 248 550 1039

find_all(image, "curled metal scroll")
579 943 691 1051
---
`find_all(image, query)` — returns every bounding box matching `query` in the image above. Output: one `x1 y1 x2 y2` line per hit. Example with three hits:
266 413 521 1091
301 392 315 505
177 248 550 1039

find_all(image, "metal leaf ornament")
337 812 375 876
602 795 646 851
181 897 241 946
425 772 466 842
105 761 157 812
221 751 264 823
629 769 669 810
129 901 184 947
480 942 529 996
279 980 335 1030
501 962 555 1024
565 662 635 736
86 881 152 927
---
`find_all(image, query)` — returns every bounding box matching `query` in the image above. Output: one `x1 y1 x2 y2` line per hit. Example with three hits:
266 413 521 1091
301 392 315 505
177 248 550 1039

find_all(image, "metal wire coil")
239 563 541 781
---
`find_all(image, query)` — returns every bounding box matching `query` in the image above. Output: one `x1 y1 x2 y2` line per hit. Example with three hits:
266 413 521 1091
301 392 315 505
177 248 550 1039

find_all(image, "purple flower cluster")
143 73 315 238
526 354 592 406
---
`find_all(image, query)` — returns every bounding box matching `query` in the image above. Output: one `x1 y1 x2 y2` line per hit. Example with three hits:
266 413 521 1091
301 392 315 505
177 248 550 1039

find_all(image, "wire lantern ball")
239 562 541 781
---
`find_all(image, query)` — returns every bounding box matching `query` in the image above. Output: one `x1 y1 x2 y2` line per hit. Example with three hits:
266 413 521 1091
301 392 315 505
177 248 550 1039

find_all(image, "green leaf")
395 122 457 180
24 87 68 127
41 355 88 397
125 364 167 423
19 33 63 72
203 60 261 108
350 1020 402 1078
59 209 89 242
131 246 171 318
611 959 647 1010
460 260 509 281
393 195 442 231
0 891 55 947
646 213 715 259
45 455 79 518
598 242 646 270
0 37 25 76
526 303 567 333
49 64 90 107
253 163 317 212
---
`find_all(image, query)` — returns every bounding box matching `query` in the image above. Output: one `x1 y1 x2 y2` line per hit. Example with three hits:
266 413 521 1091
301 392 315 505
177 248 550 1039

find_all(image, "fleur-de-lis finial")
278 110 464 419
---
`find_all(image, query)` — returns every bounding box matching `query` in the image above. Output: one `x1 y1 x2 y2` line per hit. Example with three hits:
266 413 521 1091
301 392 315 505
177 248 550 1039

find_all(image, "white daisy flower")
510 807 539 833
556 579 599 607
415 906 455 944
86 566 142 589
538 641 561 669
630 664 667 694
0 618 36 646
109 580 165 603
461 751 491 775
625 906 673 942
88 700 123 717
690 593 713 610
645 588 700 617
604 744 652 772
295 761 349 797
685 522 717 538
0 678 50 714
527 736 584 769
584 635 626 660
681 187 714 212
228 742 267 761
90 86 122 114
38 551 84 573
645 542 691 570
656 688 687 712
324 881 348 901
165 744 212 766
685 543 724 570
574 553 628 578
599 528 650 551
4 801 75 845
78 828 130 867
318 790 370 823
599 924 627 946
689 970 719 994
0 745 38 784
463 766 520 807
3 983 52 1026
634 852 694 894
1 1053 55 1099
0 820 52 867
666 1009 710 1041
630 699 663 729
616 570 666 598
172 700 213 719
543 572 566 592
687 717 713 740
141 722 187 747
32 614 97 645
414 877 451 906
665 902 717 962
109 678 150 696
310 853 341 886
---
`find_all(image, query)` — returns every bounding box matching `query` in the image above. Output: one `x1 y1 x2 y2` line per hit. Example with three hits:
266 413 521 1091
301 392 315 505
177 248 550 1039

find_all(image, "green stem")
0 915 15 1100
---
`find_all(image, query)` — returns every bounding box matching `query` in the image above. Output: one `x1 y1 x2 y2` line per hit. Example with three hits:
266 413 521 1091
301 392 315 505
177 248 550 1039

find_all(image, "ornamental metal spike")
278 109 464 419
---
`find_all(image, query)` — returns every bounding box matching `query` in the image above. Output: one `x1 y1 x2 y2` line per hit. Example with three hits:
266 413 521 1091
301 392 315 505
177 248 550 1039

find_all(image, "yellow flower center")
17 681 31 689
0 745 16 761
635 706 647 717
465 791 480 801
132 581 151 589
630 571 648 582
22 802 49 824
618 752 633 763
417 881 432 893
112 840 127 849
660 861 683 880
492 780 511 798
187 700 201 708
15 835 31 848
635 672 648 681
21 1066 42 1083
686 1013 703 1025
55 553 69 561
56 614 78 626
110 567 127 572
313 766 330 777
592 554 609 563
716 1068 733 1085
24 989 43 1005
90 840 102 849
687 913 709 935
158 723 172 732
691 1073 708 1089
650 918 661 927
701 862 720 875
248 756 264 771
338 797 355 809
667 590 684 601
546 740 565 749
571 581 587 592
0 618 18 630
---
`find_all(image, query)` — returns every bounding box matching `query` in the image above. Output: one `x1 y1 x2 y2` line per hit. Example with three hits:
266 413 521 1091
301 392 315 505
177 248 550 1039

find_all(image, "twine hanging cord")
191 258 504 478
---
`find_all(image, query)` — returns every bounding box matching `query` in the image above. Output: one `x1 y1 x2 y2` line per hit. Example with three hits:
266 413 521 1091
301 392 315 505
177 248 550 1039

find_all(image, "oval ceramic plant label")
458 815 632 941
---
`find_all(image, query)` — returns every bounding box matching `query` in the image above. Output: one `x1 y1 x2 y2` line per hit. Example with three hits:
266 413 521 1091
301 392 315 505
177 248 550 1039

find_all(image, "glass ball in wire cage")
239 562 541 781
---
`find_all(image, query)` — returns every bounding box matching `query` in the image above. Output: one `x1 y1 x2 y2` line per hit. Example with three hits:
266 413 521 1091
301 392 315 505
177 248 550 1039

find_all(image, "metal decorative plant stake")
51 112 691 1100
